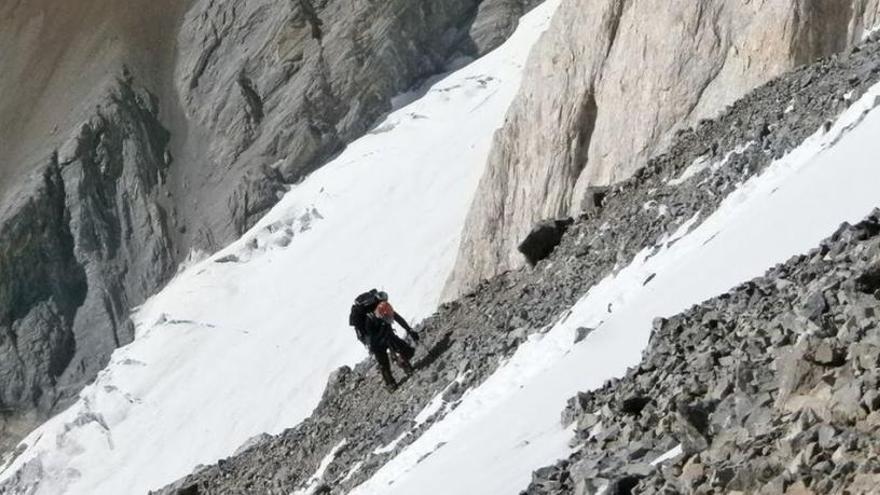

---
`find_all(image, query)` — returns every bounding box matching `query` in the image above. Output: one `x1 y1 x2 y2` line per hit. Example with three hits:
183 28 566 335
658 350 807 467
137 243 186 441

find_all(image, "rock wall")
445 0 880 299
172 0 540 248
0 0 186 199
0 77 176 454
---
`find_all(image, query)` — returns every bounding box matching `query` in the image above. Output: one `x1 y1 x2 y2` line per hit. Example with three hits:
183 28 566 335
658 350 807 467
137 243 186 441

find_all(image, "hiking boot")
380 367 396 391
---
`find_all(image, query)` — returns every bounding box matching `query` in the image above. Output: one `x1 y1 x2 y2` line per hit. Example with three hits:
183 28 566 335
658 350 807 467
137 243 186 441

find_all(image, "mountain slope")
149 36 880 495
347 48 880 495
0 4 559 494
524 215 880 494
354 78 880 495
5 2 880 495
0 0 535 452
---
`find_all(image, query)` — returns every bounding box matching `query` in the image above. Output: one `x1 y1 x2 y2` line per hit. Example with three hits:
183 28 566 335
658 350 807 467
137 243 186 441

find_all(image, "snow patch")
373 433 408 456
650 445 683 466
342 461 364 483
292 439 348 495
641 200 669 218
863 22 880 41
667 141 754 186
413 371 470 427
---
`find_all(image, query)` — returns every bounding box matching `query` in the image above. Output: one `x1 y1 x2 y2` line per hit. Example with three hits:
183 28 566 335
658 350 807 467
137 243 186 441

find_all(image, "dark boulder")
518 218 574 266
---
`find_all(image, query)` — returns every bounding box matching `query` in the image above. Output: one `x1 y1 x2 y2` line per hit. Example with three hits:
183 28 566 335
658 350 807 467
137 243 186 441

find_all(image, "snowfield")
0 3 560 494
348 81 880 494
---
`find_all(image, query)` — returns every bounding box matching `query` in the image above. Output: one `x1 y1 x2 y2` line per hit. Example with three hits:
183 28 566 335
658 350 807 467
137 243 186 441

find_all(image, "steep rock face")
0 0 185 199
172 0 539 247
0 78 176 453
446 0 880 298
469 0 544 54
0 167 86 455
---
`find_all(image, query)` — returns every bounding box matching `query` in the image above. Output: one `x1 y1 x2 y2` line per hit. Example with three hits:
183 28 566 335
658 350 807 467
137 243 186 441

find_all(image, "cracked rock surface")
0 77 176 454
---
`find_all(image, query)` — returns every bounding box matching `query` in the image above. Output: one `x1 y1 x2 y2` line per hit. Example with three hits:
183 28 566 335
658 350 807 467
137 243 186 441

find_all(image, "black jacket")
361 300 412 332
362 312 415 343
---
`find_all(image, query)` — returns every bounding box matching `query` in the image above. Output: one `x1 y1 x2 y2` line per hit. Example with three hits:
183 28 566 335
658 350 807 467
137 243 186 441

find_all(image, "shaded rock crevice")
297 0 324 41
236 71 264 127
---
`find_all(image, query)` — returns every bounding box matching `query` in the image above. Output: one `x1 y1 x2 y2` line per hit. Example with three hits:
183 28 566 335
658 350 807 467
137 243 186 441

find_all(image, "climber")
349 290 420 391
349 289 419 344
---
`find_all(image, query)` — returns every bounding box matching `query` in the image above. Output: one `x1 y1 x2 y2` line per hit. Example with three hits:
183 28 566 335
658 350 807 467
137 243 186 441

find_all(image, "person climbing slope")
349 290 420 390
349 289 419 343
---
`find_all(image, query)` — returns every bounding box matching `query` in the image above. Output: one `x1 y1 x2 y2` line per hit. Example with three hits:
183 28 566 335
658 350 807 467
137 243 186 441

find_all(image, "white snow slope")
0 3 560 494
348 83 880 494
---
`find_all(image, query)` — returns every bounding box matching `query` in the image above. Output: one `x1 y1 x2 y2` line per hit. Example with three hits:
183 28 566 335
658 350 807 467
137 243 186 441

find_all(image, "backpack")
349 289 382 329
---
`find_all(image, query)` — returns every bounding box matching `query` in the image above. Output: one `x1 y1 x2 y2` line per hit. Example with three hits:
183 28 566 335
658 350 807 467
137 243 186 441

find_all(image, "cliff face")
0 0 537 452
0 0 185 199
445 0 880 299
0 78 176 453
171 0 535 247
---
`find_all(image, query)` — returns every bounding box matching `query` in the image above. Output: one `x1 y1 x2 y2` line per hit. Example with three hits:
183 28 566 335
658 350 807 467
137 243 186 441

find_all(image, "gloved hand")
408 331 420 344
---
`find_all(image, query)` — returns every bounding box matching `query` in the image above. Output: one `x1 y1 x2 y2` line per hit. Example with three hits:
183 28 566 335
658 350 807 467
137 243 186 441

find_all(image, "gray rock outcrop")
518 218 573 266
468 0 544 54
445 0 880 298
0 77 176 454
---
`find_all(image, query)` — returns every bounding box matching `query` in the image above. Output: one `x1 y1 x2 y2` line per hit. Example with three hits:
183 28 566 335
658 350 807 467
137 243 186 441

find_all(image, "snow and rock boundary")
152 36 880 495
525 212 880 494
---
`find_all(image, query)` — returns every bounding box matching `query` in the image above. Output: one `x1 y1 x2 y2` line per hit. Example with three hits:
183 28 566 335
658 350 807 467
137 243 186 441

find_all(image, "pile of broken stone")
525 212 880 495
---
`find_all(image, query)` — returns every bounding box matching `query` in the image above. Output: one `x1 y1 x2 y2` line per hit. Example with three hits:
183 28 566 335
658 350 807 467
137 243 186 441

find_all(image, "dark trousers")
367 330 414 385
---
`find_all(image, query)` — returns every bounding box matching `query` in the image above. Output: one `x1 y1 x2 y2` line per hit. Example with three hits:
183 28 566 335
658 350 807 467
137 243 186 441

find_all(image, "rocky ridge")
524 212 880 495
150 38 880 495
446 0 880 298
